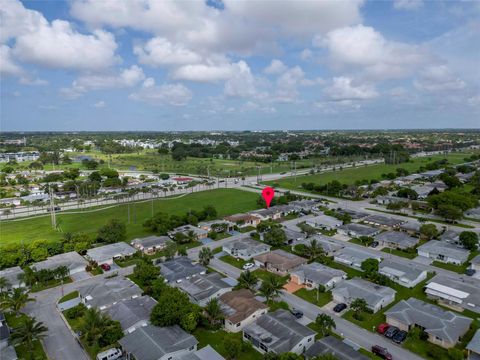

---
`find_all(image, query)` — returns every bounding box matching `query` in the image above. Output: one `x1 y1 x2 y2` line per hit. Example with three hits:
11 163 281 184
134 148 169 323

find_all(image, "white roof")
425 282 470 299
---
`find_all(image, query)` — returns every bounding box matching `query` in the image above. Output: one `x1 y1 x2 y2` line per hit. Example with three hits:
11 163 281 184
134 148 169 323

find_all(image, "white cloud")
274 66 306 103
264 59 287 75
414 65 466 92
130 78 192 106
2 0 119 72
325 77 378 101
393 0 424 11
134 37 202 67
60 65 145 99
0 45 23 75
224 61 257 97
317 25 428 80
172 62 234 82
94 101 106 108
300 49 313 61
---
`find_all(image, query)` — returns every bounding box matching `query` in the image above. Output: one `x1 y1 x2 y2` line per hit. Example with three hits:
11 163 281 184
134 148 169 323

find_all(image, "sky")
1 0 479 131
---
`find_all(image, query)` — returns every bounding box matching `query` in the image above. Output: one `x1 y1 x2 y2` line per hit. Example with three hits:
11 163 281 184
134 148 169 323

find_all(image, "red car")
100 263 111 271
377 323 390 334
372 345 393 360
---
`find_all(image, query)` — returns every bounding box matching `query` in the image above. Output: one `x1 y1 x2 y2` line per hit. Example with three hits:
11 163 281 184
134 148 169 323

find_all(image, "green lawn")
1 188 260 246
264 153 473 190
381 247 417 259
193 327 263 360
58 290 79 303
219 254 249 269
30 277 73 293
253 269 289 285
294 288 333 307
5 312 48 360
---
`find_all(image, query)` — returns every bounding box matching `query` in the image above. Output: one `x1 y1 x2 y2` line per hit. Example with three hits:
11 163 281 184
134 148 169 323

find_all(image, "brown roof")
254 249 307 271
219 289 268 323
224 214 260 222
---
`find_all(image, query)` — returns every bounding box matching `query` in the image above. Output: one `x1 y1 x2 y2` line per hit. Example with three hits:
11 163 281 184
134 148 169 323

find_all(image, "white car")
242 262 255 270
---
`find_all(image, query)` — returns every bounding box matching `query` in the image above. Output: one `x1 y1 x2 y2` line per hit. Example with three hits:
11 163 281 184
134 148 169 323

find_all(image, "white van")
96 348 122 360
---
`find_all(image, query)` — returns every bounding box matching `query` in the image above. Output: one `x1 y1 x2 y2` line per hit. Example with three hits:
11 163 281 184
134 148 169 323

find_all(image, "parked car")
371 345 393 360
46 206 61 212
100 263 111 271
96 348 122 360
465 269 476 276
384 326 399 339
242 263 255 270
333 303 347 313
377 323 390 334
290 308 303 319
370 241 379 248
392 330 408 344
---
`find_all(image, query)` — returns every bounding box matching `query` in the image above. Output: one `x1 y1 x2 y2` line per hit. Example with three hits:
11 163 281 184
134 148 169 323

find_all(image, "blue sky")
1 0 479 131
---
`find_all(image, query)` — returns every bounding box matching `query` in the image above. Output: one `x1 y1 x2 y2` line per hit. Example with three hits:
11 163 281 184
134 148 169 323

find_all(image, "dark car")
333 303 347 313
465 269 476 276
100 263 111 271
290 308 303 319
384 326 399 339
372 345 393 360
370 241 379 248
392 330 407 344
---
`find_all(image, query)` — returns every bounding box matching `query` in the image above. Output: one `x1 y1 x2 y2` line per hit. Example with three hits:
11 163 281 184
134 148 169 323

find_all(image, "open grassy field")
1 188 260 246
264 152 475 190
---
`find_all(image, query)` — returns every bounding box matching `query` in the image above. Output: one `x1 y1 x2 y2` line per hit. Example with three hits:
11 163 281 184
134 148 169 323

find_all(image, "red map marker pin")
262 187 275 208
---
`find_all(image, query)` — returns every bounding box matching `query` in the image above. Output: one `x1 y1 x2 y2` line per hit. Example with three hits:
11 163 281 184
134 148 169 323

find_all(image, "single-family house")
470 255 480 272
289 200 320 213
176 345 225 360
306 215 342 231
197 220 234 233
290 263 346 290
79 277 142 310
440 229 461 244
249 207 283 221
219 289 268 332
159 257 206 283
171 225 208 240
385 298 472 349
425 275 480 314
0 266 25 289
103 295 156 334
362 215 404 229
376 196 409 205
223 237 271 260
333 247 382 271
30 251 88 275
374 231 419 250
337 223 381 238
467 330 480 360
85 242 137 265
253 249 307 276
243 309 316 354
119 325 198 360
224 214 262 228
379 259 428 288
305 336 370 360
176 272 233 306
131 235 170 254
283 228 306 245
332 278 396 313
336 209 369 221
417 241 470 265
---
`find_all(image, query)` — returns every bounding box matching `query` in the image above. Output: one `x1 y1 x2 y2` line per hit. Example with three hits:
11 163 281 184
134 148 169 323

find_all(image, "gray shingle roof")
253 249 307 271
305 336 370 360
159 257 206 283
223 237 270 255
417 240 470 262
79 277 142 309
244 309 315 353
291 263 346 287
338 223 379 237
31 251 88 273
375 231 419 248
131 235 170 249
103 296 156 331
175 345 225 360
332 278 396 310
0 266 24 288
86 242 136 263
379 259 426 284
363 215 404 227
425 274 480 311
467 329 480 354
176 272 232 303
119 325 198 360
385 298 472 344
471 255 480 265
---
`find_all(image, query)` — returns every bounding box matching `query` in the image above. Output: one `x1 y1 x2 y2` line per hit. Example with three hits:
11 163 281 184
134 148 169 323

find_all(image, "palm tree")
9 317 48 357
258 274 283 303
0 276 10 293
55 266 70 280
2 287 35 316
315 313 336 337
305 239 324 260
80 308 109 345
199 247 214 266
237 270 258 291
350 298 368 320
204 298 224 327
186 230 198 243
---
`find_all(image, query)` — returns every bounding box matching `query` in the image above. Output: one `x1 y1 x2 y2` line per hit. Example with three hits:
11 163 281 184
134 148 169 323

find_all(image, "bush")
64 304 86 320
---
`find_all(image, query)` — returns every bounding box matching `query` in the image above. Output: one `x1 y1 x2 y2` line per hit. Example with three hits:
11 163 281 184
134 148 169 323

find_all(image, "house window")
236 323 241 327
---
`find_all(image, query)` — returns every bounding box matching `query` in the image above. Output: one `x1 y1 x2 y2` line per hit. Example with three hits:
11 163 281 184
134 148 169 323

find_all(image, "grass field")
1 189 260 246
263 152 474 190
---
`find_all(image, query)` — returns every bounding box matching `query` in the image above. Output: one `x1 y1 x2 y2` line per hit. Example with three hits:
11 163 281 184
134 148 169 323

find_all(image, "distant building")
417 241 469 265
224 214 262 228
85 242 136 265
253 249 307 276
131 235 170 254
333 247 382 271
223 237 271 260
171 225 208 240
374 231 419 250
290 263 346 290
243 309 316 354
337 223 381 238
362 215 404 229
305 215 342 231
385 298 472 348
379 259 428 288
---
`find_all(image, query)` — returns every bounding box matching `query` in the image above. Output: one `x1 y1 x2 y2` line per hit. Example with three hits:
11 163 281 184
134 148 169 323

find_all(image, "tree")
419 224 438 240
258 274 283 303
2 287 35 316
132 260 160 287
350 298 368 320
315 313 336 337
9 317 48 356
199 247 214 266
263 228 287 247
358 236 374 247
224 337 241 360
361 258 379 274
435 204 463 222
180 312 199 333
305 239 324 260
237 270 259 291
459 231 478 251
0 276 10 294
447 348 464 360
97 218 126 243
164 241 178 260
81 307 110 345
204 298 224 328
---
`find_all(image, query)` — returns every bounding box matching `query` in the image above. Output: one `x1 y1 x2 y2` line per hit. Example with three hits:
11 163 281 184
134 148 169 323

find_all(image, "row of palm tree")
1 287 35 317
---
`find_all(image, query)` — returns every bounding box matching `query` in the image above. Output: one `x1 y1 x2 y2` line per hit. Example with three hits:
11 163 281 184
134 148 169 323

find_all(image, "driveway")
70 271 92 282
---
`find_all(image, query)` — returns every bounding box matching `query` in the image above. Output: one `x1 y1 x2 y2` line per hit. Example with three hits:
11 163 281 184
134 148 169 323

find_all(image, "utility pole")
294 161 297 183
127 203 130 224
49 186 56 229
